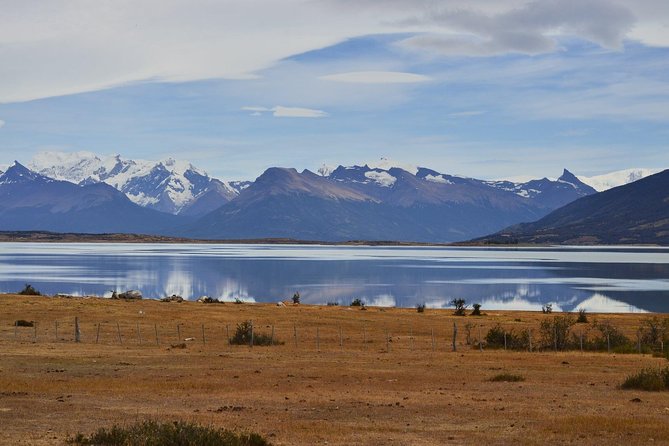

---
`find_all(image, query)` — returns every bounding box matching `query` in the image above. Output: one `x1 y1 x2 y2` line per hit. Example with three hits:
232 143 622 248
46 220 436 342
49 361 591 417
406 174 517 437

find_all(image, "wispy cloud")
447 110 484 117
242 105 328 118
320 71 431 84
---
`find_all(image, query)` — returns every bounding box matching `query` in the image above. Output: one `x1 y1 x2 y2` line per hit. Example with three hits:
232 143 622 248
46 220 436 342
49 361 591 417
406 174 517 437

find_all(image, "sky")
0 0 668 181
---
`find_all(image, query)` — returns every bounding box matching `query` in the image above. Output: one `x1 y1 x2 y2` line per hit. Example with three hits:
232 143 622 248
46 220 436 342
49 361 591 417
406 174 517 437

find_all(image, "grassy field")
1 294 669 445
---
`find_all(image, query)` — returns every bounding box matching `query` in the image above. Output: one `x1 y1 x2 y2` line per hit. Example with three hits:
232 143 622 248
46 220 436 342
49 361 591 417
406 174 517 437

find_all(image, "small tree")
542 303 553 314
451 298 467 316
416 303 426 313
292 292 300 304
540 314 575 350
471 303 482 316
350 298 364 307
576 308 588 323
18 284 41 296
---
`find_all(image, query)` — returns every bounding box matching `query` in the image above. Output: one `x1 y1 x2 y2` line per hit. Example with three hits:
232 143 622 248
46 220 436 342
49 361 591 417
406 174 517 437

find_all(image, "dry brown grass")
1 294 669 445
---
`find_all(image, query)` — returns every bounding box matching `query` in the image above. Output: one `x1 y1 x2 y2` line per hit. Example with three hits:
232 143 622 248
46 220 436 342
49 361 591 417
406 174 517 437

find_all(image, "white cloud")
243 105 328 118
320 71 431 84
272 105 328 118
0 1 666 103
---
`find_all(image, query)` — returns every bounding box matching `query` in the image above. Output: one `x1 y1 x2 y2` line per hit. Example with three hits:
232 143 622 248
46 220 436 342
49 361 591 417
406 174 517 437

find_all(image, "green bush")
485 325 529 350
416 303 426 313
576 309 588 323
69 420 270 445
229 321 281 346
18 284 41 296
471 303 482 316
350 298 364 307
489 373 525 382
620 367 669 391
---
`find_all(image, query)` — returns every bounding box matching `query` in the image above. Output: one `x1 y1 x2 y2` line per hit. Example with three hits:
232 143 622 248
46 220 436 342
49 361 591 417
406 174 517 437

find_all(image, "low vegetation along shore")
2 293 669 445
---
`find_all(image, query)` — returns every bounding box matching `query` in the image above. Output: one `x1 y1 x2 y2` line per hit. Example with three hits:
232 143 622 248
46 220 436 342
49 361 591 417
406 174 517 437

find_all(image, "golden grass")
1 294 668 445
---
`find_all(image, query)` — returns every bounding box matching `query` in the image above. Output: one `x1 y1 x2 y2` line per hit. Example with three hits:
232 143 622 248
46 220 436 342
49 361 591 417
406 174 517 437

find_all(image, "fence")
4 316 667 356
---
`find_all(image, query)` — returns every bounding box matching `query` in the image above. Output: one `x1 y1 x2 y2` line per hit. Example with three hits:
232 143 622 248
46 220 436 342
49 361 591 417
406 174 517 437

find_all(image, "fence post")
528 331 532 352
117 322 123 345
431 327 435 352
293 323 298 348
74 317 81 343
504 331 507 350
637 330 641 354
385 329 390 353
202 324 206 345
96 323 101 344
339 326 343 350
270 325 274 346
137 323 142 345
478 325 483 352
452 322 457 352
607 333 611 353
34 322 38 343
226 325 230 347
554 325 558 352
176 324 181 342
155 323 159 346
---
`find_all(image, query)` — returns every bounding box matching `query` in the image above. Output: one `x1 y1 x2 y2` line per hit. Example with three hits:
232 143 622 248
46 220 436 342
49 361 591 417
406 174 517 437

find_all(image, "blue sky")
0 0 668 181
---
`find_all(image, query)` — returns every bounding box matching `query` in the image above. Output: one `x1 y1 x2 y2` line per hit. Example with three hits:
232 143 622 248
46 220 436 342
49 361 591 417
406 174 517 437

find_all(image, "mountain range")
0 151 664 243
476 169 669 245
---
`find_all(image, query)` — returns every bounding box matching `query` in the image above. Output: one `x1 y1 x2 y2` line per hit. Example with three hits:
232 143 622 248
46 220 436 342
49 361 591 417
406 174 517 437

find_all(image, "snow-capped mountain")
29 151 243 215
577 168 661 192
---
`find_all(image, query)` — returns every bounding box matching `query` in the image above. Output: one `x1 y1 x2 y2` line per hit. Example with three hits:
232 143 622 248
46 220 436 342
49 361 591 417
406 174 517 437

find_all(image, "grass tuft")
489 373 525 382
620 367 669 391
69 420 270 445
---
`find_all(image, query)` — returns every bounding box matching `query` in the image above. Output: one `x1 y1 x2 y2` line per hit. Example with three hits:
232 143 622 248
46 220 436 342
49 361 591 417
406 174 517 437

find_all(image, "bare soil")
1 294 668 445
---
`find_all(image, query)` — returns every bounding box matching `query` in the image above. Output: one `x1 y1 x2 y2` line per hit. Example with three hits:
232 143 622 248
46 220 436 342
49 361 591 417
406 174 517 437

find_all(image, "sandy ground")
1 294 669 445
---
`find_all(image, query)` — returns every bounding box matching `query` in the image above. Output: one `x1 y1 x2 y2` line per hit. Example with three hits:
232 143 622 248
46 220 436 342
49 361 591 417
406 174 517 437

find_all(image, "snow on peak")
424 174 453 184
318 164 335 177
578 168 661 192
364 170 396 187
28 150 226 214
367 157 418 175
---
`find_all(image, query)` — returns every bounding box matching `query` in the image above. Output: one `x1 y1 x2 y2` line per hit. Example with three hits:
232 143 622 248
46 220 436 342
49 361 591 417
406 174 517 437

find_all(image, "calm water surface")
1 243 668 312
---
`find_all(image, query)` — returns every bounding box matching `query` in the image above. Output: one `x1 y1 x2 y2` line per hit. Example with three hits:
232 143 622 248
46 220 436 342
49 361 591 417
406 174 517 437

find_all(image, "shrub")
451 298 467 316
15 319 34 327
620 367 669 391
234 298 244 304
229 321 280 346
540 315 575 350
471 303 482 316
326 301 339 306
485 325 529 350
350 298 364 307
542 303 552 314
489 373 525 382
292 292 300 304
640 317 668 348
576 309 588 323
416 303 426 313
18 284 41 296
593 320 631 351
68 420 270 446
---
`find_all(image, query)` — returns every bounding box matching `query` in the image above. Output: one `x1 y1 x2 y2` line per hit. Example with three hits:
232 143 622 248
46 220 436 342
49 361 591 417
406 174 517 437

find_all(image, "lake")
0 243 668 312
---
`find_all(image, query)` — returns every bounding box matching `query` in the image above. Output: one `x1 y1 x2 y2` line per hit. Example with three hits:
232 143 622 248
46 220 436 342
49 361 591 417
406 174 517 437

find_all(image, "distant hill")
474 169 669 245
182 166 585 242
0 162 185 234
